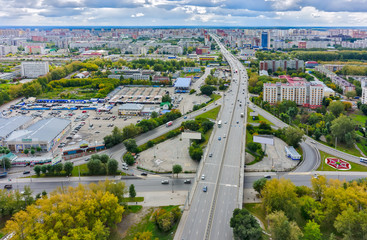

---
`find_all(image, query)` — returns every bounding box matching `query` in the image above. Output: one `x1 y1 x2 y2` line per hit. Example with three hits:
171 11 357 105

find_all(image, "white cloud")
131 12 144 17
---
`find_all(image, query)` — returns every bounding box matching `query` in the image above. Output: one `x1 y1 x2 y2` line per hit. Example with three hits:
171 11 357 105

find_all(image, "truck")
166 121 173 127
240 113 244 118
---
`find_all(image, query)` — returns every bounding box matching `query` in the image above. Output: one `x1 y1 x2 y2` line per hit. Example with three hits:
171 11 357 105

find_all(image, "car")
223 134 226 138
184 179 191 184
84 158 90 161
203 186 208 192
23 171 30 174
218 137 221 141
209 153 213 157
236 121 239 124
184 116 187 119
66 136 72 140
311 141 316 144
161 180 169 184
4 184 12 189
201 174 205 180
264 175 271 179
123 167 129 170
141 172 148 176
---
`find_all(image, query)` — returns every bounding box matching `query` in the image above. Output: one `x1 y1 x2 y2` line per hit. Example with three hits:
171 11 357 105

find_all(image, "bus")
218 120 222 128
360 157 367 164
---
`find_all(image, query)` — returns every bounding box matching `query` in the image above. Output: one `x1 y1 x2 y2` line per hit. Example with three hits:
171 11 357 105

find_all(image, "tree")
361 104 367 116
124 153 135 166
24 149 29 155
64 162 74 176
134 231 154 240
87 158 102 175
123 138 138 153
328 101 344 117
107 159 118 175
34 165 41 176
41 165 47 174
345 90 356 99
314 128 322 141
0 157 11 170
283 127 304 148
129 184 136 199
172 164 182 178
230 208 262 240
151 111 158 119
200 85 217 96
54 163 63 174
253 178 267 197
100 154 109 164
162 94 172 103
267 211 303 240
30 149 35 155
330 115 356 145
303 220 322 240
334 207 367 240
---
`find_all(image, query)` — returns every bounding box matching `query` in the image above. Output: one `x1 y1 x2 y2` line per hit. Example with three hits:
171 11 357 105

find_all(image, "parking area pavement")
137 137 199 173
245 137 299 172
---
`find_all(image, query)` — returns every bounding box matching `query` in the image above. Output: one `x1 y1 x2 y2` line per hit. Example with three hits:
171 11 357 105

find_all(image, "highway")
178 34 247 240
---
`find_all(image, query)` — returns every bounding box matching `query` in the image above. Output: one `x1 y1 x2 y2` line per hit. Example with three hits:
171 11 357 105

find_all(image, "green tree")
129 184 136 199
172 164 182 178
283 127 304 148
100 154 109 164
200 85 217 96
123 138 138 153
328 101 345 117
230 208 262 240
334 207 367 240
41 165 47 174
253 178 267 197
34 165 41 176
0 157 11 169
87 158 102 175
24 149 29 155
303 220 322 240
64 162 74 176
107 159 118 175
345 90 357 99
30 149 35 155
123 153 135 166
330 115 356 145
162 94 172 103
151 111 158 119
267 211 303 240
54 163 63 174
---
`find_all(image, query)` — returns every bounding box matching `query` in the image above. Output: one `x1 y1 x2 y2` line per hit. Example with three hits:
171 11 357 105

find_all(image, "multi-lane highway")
177 34 247 240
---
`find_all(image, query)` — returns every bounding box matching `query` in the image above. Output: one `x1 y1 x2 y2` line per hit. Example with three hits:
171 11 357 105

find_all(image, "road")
178 34 247 240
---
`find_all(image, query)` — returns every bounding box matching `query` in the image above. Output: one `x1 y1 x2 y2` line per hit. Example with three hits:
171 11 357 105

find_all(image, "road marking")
288 172 311 175
221 184 238 187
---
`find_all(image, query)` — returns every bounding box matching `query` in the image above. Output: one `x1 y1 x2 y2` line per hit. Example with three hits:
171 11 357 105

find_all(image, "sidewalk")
127 191 187 207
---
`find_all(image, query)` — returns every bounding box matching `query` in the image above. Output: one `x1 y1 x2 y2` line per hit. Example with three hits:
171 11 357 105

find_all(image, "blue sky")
1 0 367 26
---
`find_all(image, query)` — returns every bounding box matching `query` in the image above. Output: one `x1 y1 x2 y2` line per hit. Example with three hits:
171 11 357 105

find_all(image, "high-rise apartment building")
261 31 269 49
21 61 49 78
263 76 324 108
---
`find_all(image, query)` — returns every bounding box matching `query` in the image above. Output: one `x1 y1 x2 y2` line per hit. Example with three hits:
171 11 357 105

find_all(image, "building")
21 61 49 78
361 80 367 104
0 116 33 146
108 69 154 80
174 78 192 93
74 71 89 78
118 104 144 116
259 59 305 72
5 118 71 152
152 76 170 84
196 46 210 55
315 65 355 94
0 45 17 56
305 61 319 68
263 75 324 108
261 31 269 49
183 67 202 73
285 146 301 160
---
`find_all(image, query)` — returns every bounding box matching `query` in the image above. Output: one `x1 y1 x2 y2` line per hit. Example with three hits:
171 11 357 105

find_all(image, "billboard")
253 135 274 145
182 132 202 140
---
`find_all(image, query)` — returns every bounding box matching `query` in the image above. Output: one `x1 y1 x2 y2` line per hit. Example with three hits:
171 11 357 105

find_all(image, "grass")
319 139 362 156
123 205 180 240
244 203 268 230
196 105 221 120
210 93 222 102
127 205 143 213
70 163 89 177
199 128 213 148
121 197 144 203
317 150 367 171
247 107 273 125
350 111 367 125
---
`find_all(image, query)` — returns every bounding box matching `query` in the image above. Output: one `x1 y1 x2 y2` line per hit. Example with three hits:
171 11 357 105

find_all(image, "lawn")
127 205 143 213
210 93 222 102
121 197 144 203
317 150 367 172
71 163 89 177
350 111 367 125
319 139 361 156
244 203 268 230
123 205 180 240
196 105 221 120
247 108 273 125
199 128 213 148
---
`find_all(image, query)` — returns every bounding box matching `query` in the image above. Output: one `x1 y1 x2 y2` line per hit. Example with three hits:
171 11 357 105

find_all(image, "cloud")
131 12 145 17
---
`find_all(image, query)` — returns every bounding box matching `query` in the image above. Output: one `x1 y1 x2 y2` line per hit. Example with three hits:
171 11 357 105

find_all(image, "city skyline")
1 0 367 27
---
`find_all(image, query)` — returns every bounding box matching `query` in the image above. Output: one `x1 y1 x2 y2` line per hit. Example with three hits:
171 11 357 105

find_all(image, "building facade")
21 61 49 78
259 59 305 72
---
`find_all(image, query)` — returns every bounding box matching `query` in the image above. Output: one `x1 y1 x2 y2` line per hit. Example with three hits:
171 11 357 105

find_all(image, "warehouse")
5 118 71 152
118 104 144 116
174 78 192 93
0 116 33 146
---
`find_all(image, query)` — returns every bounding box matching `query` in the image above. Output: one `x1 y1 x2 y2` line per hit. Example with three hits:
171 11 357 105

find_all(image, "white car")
201 174 205 180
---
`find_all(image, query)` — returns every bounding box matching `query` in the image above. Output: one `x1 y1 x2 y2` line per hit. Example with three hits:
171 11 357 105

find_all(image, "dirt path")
115 206 152 239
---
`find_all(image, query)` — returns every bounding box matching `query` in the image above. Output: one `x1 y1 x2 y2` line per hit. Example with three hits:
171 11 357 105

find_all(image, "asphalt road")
179 34 247 240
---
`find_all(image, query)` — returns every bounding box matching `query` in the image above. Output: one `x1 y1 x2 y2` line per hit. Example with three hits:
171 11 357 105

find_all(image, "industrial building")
21 61 49 78
0 116 33 146
118 103 160 116
5 118 71 152
174 78 192 93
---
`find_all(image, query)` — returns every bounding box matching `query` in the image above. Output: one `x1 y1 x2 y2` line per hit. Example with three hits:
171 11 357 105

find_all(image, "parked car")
23 171 30 174
264 175 271 179
218 137 221 141
161 180 169 184
203 186 208 192
201 174 205 180
209 153 213 157
184 179 191 184
141 172 148 176
4 184 12 189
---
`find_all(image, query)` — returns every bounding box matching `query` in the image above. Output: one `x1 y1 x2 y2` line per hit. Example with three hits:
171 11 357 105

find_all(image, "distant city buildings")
21 61 49 78
315 65 355 94
259 59 305 72
361 80 367 104
263 75 324 108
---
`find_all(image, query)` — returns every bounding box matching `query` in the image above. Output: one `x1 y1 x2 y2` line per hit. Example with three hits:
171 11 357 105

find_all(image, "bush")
189 89 196 95
247 142 262 153
123 153 135 166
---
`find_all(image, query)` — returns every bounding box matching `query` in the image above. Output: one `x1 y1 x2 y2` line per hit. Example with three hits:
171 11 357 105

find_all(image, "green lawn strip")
247 107 273 125
127 205 143 213
318 139 361 156
350 111 367 124
123 206 180 240
244 203 268 231
356 142 367 156
121 197 144 203
70 163 89 176
195 105 221 120
199 128 213 148
317 150 367 172
210 93 222 102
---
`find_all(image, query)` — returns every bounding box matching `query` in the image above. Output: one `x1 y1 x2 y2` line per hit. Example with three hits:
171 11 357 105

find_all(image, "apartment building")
21 61 49 78
259 59 305 72
263 76 324 108
315 65 355 94
361 80 367 104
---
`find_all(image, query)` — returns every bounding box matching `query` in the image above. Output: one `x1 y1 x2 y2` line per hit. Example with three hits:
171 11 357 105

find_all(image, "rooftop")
0 116 33 139
174 78 191 88
118 103 144 111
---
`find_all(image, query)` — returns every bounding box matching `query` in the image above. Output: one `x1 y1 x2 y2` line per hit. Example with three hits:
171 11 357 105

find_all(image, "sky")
2 0 367 27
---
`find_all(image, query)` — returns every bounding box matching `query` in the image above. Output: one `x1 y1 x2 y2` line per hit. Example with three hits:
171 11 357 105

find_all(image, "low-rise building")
183 67 201 73
118 104 144 116
0 116 33 146
174 78 192 93
152 76 170 84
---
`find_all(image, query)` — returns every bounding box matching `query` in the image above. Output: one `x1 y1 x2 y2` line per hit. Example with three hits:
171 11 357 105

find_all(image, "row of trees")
251 176 367 240
34 162 74 177
87 154 119 175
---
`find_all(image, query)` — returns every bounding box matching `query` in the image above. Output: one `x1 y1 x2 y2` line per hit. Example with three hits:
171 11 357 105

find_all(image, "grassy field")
196 105 221 120
123 205 180 240
244 203 268 230
199 128 213 148
127 205 143 213
121 197 144 203
247 108 273 125
210 93 222 102
319 139 362 156
351 111 367 125
71 163 89 176
317 150 367 171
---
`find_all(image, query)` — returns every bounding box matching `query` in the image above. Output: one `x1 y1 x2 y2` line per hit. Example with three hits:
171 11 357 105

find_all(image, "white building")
21 61 49 78
361 80 367 104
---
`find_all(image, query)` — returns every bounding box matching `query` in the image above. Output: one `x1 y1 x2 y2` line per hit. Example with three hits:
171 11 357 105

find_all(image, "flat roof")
6 118 71 143
118 103 144 111
0 116 33 138
174 78 191 88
